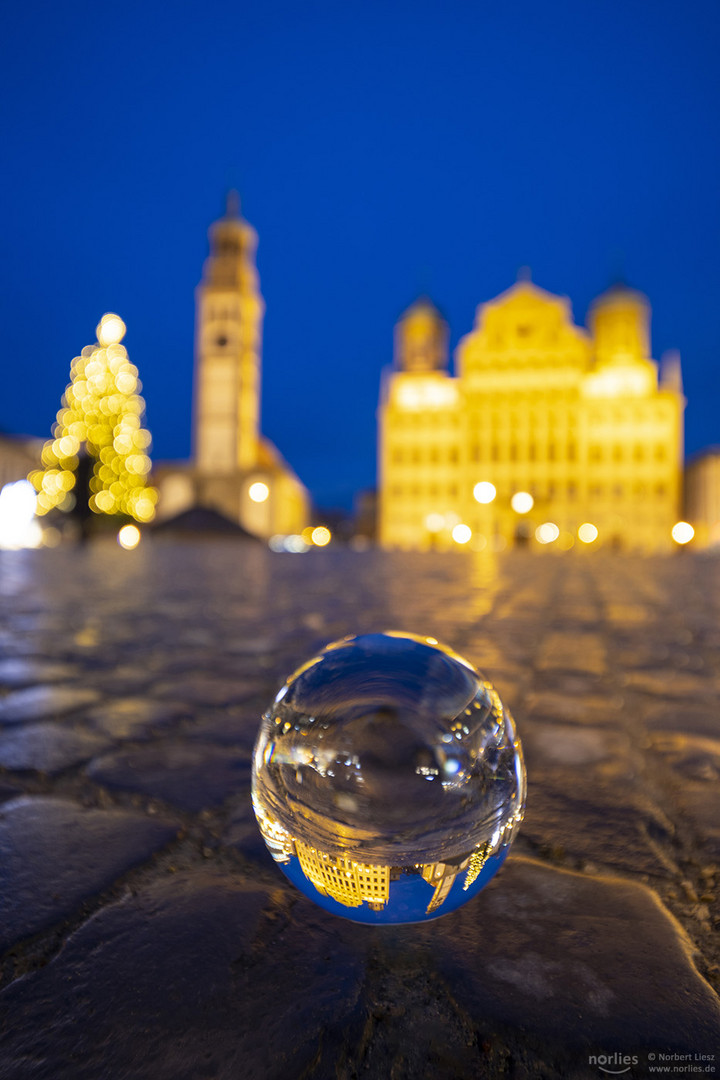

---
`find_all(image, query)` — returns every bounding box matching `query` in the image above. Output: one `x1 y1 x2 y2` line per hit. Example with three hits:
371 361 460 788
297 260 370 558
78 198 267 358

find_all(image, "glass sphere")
251 632 526 924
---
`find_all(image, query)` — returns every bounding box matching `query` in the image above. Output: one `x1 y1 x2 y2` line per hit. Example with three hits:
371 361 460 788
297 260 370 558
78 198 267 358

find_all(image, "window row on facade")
386 481 670 500
390 443 670 465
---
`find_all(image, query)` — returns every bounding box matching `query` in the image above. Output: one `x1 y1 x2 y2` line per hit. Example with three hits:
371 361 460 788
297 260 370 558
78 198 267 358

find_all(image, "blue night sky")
2 1 719 509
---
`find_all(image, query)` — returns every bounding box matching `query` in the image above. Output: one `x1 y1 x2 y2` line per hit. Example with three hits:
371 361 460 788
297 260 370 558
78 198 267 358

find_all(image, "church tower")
152 191 310 537
194 191 264 481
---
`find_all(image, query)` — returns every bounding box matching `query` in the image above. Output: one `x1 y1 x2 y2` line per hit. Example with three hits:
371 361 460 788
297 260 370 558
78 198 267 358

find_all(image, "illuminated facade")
155 193 309 537
295 841 390 910
379 281 684 552
685 448 720 548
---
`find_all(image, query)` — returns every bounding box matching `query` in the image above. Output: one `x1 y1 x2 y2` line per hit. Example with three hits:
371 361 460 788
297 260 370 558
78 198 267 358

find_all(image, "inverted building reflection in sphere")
251 632 526 923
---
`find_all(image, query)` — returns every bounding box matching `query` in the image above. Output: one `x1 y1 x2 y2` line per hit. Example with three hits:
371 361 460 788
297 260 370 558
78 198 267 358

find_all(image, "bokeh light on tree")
29 313 157 524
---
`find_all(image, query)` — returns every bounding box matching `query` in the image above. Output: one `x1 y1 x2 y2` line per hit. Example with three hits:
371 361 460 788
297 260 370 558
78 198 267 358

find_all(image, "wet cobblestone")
0 541 719 1078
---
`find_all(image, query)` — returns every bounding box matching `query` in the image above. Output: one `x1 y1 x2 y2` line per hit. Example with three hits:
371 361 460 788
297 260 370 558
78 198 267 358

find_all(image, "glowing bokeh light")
248 481 270 503
96 313 127 346
284 534 310 553
117 524 141 549
671 521 694 545
578 523 599 544
425 513 445 533
311 526 331 547
535 522 560 544
511 492 534 514
473 481 497 504
31 315 157 524
452 523 472 544
0 480 39 550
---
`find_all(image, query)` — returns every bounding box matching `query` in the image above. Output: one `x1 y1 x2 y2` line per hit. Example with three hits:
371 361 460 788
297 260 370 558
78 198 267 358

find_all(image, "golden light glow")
473 481 497 504
425 513 445 533
452 523 472 544
0 480 39 550
511 492 534 514
30 316 157 524
671 521 694 545
395 376 458 410
311 525 331 547
96 313 126 346
248 481 270 503
578 522 599 544
379 280 684 553
535 522 560 544
117 524 141 550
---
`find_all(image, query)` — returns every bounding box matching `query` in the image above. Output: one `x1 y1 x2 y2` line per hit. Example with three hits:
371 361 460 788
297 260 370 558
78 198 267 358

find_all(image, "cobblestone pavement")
0 541 719 1080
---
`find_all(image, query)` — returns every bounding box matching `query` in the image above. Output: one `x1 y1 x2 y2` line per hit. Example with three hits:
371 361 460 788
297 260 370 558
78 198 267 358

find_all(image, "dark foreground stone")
0 797 179 950
0 873 365 1080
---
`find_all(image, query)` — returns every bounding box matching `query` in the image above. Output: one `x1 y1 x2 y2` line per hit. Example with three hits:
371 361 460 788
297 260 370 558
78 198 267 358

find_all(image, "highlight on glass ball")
251 632 526 924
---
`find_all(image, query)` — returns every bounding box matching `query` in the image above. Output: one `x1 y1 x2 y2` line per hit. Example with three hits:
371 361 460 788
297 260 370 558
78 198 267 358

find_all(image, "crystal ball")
251 632 526 924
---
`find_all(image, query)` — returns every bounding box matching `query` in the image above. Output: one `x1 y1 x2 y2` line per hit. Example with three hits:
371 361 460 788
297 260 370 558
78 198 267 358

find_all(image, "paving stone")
0 796 179 950
0 685 101 725
151 675 263 706
0 873 365 1080
536 632 607 676
0 781 25 804
223 796 276 865
524 689 625 725
433 855 720 1055
87 740 251 811
85 665 155 694
639 700 720 738
0 659 78 688
649 733 720 857
0 723 113 774
84 697 192 739
522 721 631 768
521 777 678 878
185 709 259 747
623 668 718 699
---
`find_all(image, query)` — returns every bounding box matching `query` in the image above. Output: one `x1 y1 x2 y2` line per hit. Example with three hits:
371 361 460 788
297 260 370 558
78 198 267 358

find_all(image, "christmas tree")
30 313 157 525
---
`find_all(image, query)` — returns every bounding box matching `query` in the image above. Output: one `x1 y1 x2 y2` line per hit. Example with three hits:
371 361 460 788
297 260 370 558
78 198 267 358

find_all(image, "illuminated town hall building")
378 278 685 552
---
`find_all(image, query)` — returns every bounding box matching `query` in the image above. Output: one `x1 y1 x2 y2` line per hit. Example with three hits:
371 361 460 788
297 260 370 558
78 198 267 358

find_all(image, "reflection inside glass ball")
251 632 526 924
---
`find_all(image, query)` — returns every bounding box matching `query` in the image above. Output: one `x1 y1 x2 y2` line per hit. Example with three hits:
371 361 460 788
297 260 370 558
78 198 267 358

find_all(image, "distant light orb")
0 480 38 550
535 522 560 545
311 525 332 547
117 524 141 550
473 481 497 504
248 481 270 503
283 534 310 553
452 523 472 545
672 521 694 545
425 513 445 533
511 492 534 514
578 522 599 544
97 313 126 346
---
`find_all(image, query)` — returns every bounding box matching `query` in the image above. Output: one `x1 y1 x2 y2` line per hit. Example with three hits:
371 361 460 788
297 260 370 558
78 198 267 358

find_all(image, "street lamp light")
473 481 496 504
511 492 534 514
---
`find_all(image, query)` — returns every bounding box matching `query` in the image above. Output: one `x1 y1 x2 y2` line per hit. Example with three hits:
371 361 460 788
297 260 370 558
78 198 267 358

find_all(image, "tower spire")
225 189 241 218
